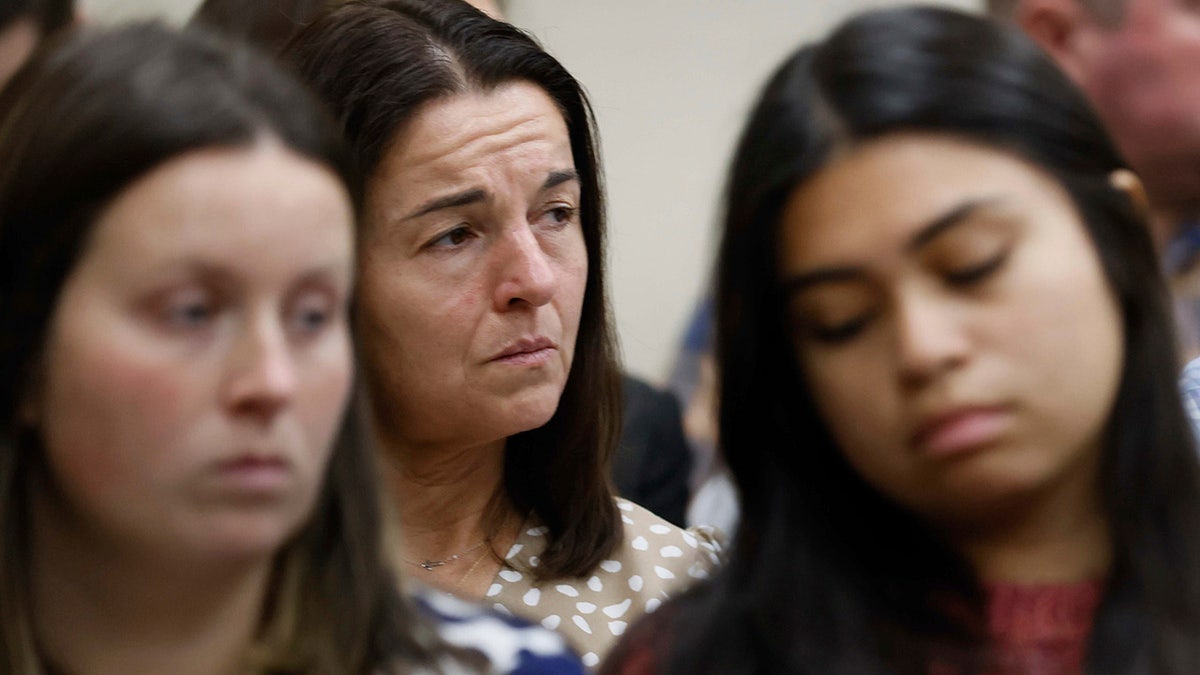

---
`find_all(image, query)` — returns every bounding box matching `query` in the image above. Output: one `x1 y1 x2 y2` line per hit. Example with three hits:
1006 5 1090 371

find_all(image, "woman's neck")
947 461 1112 585
381 435 515 563
31 491 271 675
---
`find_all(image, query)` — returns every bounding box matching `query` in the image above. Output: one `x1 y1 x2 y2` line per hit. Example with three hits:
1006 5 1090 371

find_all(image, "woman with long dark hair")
604 6 1200 673
284 1 722 666
0 22 583 674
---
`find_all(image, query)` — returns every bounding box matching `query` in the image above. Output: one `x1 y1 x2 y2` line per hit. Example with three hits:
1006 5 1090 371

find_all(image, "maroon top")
929 580 1103 675
603 580 1103 675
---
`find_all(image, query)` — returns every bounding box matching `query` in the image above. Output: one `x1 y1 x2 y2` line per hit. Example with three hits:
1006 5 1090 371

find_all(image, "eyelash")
427 225 476 249
288 292 339 339
806 314 875 344
161 294 218 331
943 249 1009 286
799 250 1009 345
545 205 577 227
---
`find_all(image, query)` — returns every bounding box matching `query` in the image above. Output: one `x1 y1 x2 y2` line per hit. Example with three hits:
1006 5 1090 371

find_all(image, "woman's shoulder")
414 589 587 674
611 497 725 580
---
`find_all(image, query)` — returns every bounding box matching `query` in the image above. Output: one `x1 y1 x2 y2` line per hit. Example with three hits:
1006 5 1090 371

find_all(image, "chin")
916 475 1050 528
499 392 564 436
182 509 312 563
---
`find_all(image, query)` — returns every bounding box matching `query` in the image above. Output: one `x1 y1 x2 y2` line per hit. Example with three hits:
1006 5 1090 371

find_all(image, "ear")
1110 168 1151 215
1014 0 1096 82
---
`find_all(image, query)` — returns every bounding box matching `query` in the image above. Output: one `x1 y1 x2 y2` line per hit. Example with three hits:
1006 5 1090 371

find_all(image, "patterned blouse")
484 498 723 669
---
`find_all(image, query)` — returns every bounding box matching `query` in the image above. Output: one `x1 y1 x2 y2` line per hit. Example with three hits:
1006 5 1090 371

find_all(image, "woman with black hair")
604 6 1200 674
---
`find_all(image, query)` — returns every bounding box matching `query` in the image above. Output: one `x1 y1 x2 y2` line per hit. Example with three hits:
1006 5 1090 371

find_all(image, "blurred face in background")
1037 0 1200 220
27 141 355 564
357 80 587 451
779 133 1123 529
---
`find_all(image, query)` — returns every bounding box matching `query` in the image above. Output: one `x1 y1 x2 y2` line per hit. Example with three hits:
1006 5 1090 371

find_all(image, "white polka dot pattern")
484 498 725 669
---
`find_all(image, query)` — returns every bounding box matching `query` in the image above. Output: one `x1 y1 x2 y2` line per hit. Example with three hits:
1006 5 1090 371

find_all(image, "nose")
894 286 970 388
492 225 556 311
221 314 297 425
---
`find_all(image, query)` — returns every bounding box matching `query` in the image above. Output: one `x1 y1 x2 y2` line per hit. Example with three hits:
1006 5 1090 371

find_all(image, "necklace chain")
401 540 487 572
455 547 489 588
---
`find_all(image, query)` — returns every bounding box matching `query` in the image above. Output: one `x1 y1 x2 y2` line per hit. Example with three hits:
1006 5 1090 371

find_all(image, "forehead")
373 80 574 191
778 134 1067 266
87 143 352 269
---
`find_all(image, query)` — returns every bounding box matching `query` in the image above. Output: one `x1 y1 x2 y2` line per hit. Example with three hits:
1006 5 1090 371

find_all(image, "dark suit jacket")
613 374 692 527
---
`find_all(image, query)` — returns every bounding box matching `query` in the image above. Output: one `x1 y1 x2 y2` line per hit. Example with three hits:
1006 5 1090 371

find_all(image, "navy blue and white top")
1181 356 1200 443
415 589 586 674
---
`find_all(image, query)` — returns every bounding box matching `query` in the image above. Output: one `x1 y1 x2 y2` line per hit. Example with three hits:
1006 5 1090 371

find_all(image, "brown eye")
428 225 475 249
546 205 577 226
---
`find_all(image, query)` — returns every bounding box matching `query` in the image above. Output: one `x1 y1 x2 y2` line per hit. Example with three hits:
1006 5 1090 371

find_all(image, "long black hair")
613 6 1200 673
0 22 453 673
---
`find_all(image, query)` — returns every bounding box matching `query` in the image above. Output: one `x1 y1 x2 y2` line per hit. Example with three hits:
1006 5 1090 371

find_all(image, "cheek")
38 328 192 505
356 256 475 363
1001 253 1123 438
296 336 354 456
555 230 590 350
801 348 905 478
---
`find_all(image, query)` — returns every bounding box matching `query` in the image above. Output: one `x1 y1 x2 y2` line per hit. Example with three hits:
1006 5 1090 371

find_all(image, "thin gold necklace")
400 540 487 572
454 547 490 590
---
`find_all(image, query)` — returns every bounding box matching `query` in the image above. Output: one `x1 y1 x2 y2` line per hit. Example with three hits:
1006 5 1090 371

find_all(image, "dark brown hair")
0 0 73 34
285 0 622 580
189 0 334 54
0 22 450 673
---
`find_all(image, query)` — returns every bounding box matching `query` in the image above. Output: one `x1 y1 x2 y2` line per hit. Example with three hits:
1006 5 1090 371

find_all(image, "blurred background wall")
79 0 981 383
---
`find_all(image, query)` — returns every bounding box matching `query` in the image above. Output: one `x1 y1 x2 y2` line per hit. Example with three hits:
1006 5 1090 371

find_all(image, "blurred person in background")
0 21 584 674
604 6 1200 673
0 0 73 89
191 0 502 50
189 0 333 53
285 0 722 666
990 0 1200 360
613 375 691 528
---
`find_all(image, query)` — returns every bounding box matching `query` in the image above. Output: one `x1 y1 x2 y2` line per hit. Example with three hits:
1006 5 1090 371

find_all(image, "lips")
214 453 292 493
488 335 557 365
910 405 1010 458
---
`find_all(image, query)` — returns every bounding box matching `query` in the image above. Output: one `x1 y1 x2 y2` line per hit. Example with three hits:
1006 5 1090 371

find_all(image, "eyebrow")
782 197 998 296
543 168 579 191
402 169 580 222
906 198 996 252
404 188 488 221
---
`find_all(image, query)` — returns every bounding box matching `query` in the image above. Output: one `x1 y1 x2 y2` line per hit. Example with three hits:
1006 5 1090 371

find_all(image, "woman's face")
778 133 1124 527
30 142 355 562
358 80 587 449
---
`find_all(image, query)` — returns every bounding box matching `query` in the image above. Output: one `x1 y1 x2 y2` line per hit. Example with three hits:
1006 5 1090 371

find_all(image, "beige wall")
79 0 199 23
78 0 981 382
508 0 980 383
